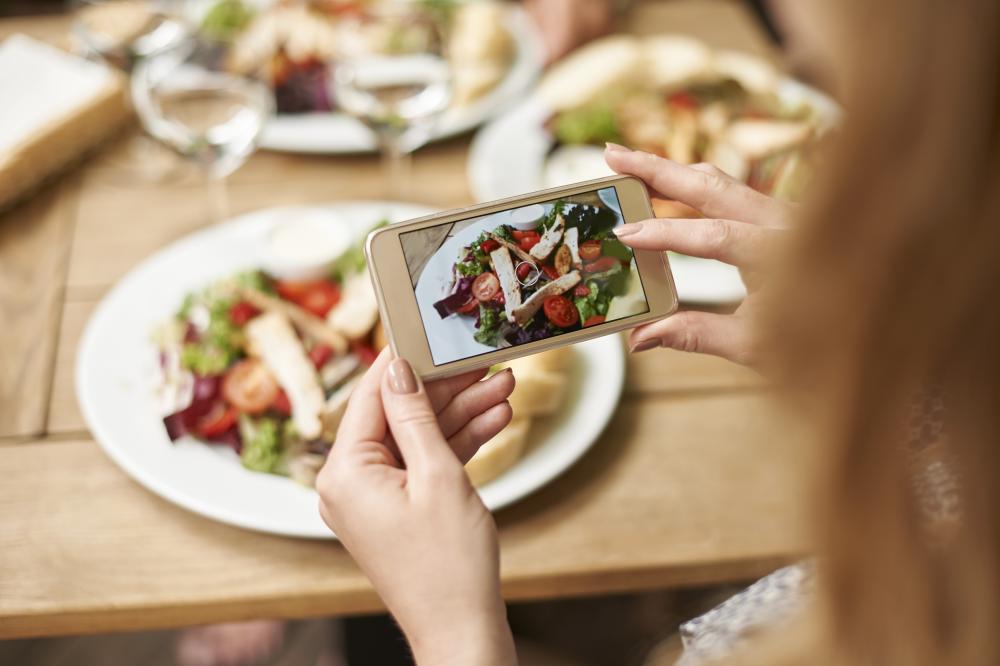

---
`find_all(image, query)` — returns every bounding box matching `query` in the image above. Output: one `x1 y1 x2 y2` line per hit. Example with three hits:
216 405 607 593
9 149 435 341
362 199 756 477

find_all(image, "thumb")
380 357 459 477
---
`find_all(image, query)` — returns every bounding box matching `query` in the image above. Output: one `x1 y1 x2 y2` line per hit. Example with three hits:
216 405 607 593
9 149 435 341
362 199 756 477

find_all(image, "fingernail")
614 222 642 238
388 358 418 394
605 142 630 152
630 338 659 353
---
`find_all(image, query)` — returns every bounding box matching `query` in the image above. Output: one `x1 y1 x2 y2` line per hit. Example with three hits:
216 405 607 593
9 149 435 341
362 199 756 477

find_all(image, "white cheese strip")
529 213 565 261
245 312 325 439
490 246 521 323
512 271 580 326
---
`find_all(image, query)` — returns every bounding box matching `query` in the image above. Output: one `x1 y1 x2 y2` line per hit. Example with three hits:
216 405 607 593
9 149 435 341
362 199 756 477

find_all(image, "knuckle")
702 218 733 253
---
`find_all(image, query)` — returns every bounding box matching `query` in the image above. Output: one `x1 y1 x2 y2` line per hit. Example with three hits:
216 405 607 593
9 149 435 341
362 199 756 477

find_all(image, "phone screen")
399 185 651 366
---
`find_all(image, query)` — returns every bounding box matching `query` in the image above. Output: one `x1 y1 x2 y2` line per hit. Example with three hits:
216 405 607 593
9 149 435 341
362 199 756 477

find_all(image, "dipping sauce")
262 211 352 281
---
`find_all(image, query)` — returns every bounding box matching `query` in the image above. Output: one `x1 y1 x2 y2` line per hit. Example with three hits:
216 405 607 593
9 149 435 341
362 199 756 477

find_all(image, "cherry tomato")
517 231 541 251
583 257 620 274
456 297 480 315
511 230 532 240
493 291 506 305
275 280 341 317
228 301 260 326
583 315 606 327
579 240 602 262
472 272 501 302
271 389 292 416
479 239 501 253
573 284 591 297
516 262 535 281
352 341 378 366
543 296 579 328
541 265 560 280
196 402 238 438
222 358 279 414
308 344 333 370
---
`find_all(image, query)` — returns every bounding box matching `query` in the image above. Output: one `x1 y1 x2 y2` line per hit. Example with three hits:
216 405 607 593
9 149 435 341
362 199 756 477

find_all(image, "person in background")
318 2 1000 666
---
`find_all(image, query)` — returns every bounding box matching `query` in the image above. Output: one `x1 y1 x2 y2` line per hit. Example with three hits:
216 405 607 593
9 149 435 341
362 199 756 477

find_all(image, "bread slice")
466 418 531 486
535 35 644 111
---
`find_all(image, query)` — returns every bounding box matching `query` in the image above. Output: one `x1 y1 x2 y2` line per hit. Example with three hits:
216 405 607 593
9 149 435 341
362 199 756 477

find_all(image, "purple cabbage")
433 276 476 318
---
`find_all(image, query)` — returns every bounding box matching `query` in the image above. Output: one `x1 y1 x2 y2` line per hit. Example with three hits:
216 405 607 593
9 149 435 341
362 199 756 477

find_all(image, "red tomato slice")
541 265 560 280
517 231 541 251
472 272 501 302
579 240 602 262
351 341 378 366
222 359 280 414
271 389 292 416
276 280 341 317
583 315 606 328
479 239 501 253
308 344 333 369
573 284 591 297
543 296 579 328
456 297 480 315
583 257 619 274
196 402 238 438
228 300 260 326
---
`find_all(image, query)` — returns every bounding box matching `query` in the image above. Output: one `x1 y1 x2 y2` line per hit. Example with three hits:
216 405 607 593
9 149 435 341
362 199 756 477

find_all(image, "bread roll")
536 35 644 111
642 35 714 91
466 418 531 486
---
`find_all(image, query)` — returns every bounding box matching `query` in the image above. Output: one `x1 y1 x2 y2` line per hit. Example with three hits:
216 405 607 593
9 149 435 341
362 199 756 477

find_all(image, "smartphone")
366 175 678 379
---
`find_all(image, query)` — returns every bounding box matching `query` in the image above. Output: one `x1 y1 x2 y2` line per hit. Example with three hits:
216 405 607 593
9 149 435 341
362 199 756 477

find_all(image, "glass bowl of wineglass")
130 36 273 220
331 1 453 198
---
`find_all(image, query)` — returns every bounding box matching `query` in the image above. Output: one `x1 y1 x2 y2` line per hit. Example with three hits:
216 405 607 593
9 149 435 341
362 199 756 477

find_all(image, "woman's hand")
605 143 790 368
317 350 517 666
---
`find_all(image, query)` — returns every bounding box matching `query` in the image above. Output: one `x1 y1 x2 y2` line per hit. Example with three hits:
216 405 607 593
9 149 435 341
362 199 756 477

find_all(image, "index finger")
604 146 788 227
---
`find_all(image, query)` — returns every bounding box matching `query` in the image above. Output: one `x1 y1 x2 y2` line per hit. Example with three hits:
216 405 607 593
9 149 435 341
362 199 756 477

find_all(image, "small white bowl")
260 210 353 282
507 203 546 231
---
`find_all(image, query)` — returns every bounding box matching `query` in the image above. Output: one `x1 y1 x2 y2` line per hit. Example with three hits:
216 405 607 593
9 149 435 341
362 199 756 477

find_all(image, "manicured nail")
614 222 642 238
388 358 418 394
629 338 659 353
605 142 630 152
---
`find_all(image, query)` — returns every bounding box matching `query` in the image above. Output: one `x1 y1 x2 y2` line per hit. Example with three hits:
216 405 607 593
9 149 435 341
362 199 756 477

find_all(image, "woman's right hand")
604 143 790 368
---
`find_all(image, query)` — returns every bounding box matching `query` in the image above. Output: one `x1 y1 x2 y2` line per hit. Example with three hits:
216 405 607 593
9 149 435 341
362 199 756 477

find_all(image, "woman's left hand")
317 350 517 666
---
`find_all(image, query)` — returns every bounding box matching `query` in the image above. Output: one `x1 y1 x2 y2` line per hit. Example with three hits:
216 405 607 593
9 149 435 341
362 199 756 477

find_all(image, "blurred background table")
0 0 812 639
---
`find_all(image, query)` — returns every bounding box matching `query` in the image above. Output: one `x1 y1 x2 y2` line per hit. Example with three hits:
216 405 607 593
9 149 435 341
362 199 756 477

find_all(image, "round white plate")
258 6 544 154
76 202 625 539
468 79 841 304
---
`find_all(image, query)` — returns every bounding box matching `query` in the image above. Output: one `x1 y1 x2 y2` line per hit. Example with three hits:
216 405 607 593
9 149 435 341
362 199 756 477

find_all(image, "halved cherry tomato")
308 344 333 370
456 297 480 315
583 315 606 327
579 240 602 262
543 296 579 328
228 300 260 326
275 280 341 318
352 341 378 366
196 402 238 438
222 358 279 414
493 291 506 305
516 262 535 281
479 239 501 253
583 256 620 274
511 229 532 240
271 389 292 416
472 272 501 302
573 284 591 297
516 231 541 252
541 265 560 280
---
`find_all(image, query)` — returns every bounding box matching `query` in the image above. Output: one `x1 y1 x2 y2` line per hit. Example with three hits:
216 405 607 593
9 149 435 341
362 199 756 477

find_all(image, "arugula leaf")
474 305 503 346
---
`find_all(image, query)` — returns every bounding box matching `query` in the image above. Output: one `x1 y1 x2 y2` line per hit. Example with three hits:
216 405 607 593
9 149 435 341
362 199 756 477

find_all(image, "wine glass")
331 1 453 199
131 36 273 221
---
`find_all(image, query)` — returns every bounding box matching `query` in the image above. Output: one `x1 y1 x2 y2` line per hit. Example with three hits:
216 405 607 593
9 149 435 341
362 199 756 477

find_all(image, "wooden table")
0 1 812 639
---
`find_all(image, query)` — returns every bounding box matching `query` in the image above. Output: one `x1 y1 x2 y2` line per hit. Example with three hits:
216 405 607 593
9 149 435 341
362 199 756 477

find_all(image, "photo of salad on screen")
403 187 650 366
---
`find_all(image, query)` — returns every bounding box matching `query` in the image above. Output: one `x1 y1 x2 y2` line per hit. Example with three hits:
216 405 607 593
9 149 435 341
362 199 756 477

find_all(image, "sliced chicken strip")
563 226 583 267
240 287 348 353
529 213 565 261
488 232 534 263
245 312 325 439
512 271 581 326
489 246 522 323
327 272 379 340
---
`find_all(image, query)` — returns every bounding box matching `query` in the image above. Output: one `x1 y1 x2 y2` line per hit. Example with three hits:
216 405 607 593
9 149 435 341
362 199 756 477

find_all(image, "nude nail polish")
630 339 659 353
614 222 643 237
388 358 418 394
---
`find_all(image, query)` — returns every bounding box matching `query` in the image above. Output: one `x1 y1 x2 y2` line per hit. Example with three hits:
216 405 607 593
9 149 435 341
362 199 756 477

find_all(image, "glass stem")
379 131 412 200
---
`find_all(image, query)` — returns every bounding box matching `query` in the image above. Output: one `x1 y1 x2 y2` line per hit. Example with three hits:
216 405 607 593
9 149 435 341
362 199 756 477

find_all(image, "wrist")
404 600 515 666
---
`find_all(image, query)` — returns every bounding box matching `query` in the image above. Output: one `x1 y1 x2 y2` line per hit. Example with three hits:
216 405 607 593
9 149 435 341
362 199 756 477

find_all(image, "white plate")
468 79 841 304
258 6 544 154
76 202 625 539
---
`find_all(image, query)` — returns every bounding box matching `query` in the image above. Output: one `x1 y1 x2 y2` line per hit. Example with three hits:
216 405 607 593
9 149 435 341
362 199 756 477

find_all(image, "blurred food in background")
190 0 514 115
538 34 834 201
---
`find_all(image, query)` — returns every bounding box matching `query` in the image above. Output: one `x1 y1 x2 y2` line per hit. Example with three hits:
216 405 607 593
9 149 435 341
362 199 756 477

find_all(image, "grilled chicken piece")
240 287 348 354
512 271 581 326
563 227 583 268
490 246 522 323
554 245 573 275
245 312 325 440
327 272 379 341
529 214 565 261
488 232 534 263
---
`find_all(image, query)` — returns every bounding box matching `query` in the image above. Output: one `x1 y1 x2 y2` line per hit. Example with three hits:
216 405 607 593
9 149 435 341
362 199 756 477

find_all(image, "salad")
153 224 385 487
432 200 641 349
